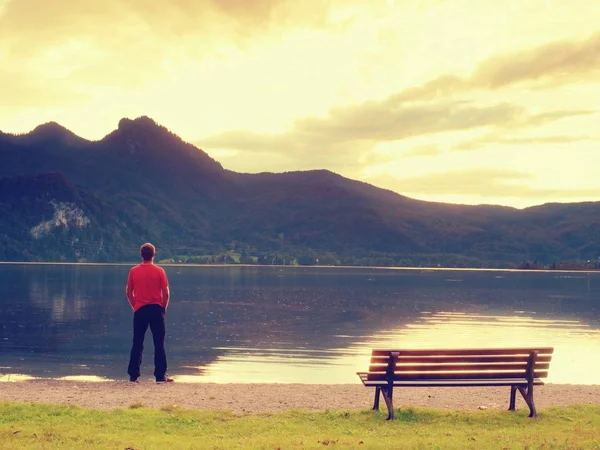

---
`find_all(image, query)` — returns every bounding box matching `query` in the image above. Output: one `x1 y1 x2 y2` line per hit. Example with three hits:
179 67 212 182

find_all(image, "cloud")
388 75 468 103
199 31 600 171
0 0 336 109
356 31 600 110
525 109 597 125
402 145 444 158
471 32 600 88
0 66 88 108
454 133 598 152
201 99 591 171
202 128 375 170
370 168 600 199
295 101 526 141
0 0 330 56
201 100 512 170
0 2 175 108
203 101 527 151
385 168 533 196
390 32 600 102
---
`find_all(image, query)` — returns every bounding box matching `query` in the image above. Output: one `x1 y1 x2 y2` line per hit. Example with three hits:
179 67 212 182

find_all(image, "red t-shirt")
127 262 169 312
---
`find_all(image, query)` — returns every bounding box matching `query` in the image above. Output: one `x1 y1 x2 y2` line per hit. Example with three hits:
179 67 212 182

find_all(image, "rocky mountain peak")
26 122 85 145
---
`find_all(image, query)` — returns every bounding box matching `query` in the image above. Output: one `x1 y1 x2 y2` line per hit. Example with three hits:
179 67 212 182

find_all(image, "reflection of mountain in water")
0 264 131 378
1 265 598 380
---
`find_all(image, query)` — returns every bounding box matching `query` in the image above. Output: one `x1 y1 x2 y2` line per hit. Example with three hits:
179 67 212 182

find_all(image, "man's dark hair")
140 243 156 261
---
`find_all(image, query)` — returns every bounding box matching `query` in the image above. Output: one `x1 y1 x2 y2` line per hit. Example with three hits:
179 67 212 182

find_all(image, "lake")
0 264 599 384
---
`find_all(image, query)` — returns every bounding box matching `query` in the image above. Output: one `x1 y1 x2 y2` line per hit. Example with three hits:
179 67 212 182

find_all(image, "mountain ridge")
1 117 599 265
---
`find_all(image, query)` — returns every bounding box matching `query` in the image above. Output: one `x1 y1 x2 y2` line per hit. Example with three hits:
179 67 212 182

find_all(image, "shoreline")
1 380 599 414
1 261 599 273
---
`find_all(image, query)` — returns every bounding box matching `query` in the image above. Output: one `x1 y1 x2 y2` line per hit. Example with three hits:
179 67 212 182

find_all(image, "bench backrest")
366 347 554 382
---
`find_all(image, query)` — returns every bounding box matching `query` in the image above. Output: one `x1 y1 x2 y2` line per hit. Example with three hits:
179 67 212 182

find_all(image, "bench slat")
371 347 554 357
358 372 545 385
360 378 546 387
370 355 552 365
367 363 551 372
366 371 548 381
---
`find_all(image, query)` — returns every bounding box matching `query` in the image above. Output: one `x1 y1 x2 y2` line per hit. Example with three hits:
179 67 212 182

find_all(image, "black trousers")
127 304 167 380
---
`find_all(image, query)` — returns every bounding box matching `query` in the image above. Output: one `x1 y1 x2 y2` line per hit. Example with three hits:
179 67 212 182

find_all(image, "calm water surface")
0 264 599 384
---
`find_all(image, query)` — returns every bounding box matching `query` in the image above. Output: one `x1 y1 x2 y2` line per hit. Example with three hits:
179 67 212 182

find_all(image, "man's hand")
162 286 170 311
126 285 135 310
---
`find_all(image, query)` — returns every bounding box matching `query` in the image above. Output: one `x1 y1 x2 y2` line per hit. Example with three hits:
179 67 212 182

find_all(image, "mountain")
0 173 146 261
1 117 599 265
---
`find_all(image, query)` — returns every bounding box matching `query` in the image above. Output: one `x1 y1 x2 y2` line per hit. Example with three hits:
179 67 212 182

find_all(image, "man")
126 243 173 383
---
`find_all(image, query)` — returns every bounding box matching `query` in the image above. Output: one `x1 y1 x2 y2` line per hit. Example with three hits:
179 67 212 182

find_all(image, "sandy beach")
1 381 599 414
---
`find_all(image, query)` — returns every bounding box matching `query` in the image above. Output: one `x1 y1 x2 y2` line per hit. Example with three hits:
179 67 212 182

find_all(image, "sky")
1 0 599 208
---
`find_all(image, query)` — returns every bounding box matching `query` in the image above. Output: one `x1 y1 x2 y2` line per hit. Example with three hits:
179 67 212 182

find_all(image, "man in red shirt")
126 243 172 383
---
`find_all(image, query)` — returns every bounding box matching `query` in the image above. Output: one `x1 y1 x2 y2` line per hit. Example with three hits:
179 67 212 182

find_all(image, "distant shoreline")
0 261 599 273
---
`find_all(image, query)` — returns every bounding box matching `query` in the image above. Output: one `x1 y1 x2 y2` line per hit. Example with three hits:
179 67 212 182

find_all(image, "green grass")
1 402 599 449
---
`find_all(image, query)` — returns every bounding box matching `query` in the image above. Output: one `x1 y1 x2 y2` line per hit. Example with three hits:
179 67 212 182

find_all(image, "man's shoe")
130 376 139 383
156 376 174 383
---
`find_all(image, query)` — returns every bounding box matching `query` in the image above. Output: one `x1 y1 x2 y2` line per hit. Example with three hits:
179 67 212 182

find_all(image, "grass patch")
1 402 599 449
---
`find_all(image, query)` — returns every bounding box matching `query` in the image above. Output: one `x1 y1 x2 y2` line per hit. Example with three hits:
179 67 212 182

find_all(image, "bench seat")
358 374 546 387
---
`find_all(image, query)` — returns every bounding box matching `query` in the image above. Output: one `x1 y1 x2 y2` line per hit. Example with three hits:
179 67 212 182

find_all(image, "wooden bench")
357 347 553 420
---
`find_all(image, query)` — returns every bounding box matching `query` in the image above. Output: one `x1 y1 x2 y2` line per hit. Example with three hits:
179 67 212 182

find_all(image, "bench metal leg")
381 385 394 420
517 386 537 418
508 385 517 411
508 385 536 417
373 387 381 411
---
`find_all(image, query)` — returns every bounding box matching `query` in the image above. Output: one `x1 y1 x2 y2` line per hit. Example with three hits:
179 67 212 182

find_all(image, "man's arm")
162 285 170 311
126 270 135 310
161 268 170 311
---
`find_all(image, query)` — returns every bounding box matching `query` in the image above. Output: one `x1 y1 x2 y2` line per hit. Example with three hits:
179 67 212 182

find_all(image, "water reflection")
57 375 111 382
191 312 599 385
0 373 37 382
362 312 600 385
0 264 598 384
